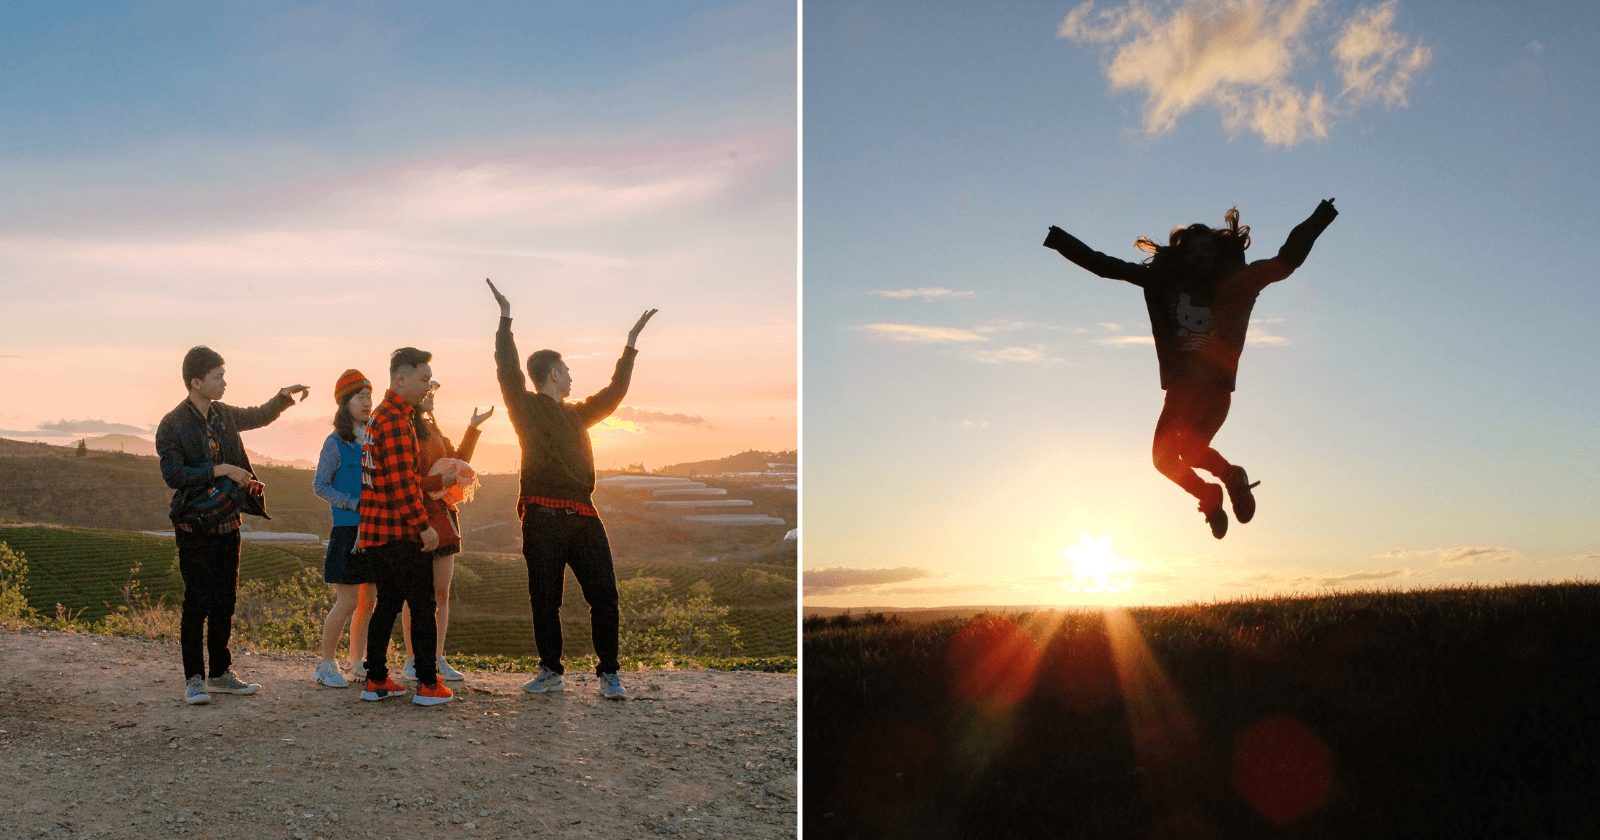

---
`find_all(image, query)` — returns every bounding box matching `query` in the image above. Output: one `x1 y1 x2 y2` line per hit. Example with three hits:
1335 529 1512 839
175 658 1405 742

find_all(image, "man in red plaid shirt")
356 346 453 706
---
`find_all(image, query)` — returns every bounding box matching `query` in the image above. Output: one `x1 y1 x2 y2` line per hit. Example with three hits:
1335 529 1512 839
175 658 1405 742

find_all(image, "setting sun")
1063 533 1131 593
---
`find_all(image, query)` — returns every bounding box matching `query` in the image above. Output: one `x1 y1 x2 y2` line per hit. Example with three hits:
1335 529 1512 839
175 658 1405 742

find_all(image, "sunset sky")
805 1 1599 608
0 1 795 474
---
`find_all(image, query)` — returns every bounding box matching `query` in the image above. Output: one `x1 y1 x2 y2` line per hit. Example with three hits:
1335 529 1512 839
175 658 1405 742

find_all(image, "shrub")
619 576 743 658
0 540 39 624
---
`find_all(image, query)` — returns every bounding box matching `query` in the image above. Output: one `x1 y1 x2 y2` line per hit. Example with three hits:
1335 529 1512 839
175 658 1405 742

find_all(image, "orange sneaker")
360 676 407 701
413 679 454 707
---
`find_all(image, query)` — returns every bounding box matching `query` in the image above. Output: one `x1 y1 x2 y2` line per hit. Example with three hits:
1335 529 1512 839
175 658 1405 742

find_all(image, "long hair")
1134 207 1251 272
333 391 362 443
411 406 435 442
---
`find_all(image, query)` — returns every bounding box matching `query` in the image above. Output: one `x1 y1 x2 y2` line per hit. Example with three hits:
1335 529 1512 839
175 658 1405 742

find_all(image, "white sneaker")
401 658 417 681
349 660 367 681
314 659 348 688
522 668 565 694
184 675 211 705
436 657 465 682
207 671 261 695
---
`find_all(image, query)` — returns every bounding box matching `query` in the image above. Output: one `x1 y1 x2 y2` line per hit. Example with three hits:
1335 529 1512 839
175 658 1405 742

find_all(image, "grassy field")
1 523 795 665
803 583 1600 838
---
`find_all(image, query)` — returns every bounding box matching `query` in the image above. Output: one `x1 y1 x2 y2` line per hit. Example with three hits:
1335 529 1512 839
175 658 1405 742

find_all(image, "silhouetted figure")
1044 199 1338 537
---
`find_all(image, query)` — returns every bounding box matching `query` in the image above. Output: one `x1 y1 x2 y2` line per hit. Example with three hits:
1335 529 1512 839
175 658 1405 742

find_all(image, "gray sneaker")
599 672 627 700
522 667 565 694
207 671 261 695
401 658 417 681
314 659 349 688
184 675 211 705
436 656 465 682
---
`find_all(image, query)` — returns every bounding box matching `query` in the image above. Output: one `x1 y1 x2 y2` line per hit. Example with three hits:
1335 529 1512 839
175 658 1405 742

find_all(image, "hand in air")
486 278 510 317
279 385 310 403
469 405 495 428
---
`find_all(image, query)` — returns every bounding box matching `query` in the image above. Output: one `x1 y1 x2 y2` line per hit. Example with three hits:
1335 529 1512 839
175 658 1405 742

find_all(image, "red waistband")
517 495 598 519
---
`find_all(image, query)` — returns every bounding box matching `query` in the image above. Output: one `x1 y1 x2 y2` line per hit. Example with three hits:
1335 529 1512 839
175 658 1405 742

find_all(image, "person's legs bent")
1182 388 1234 479
522 515 568 674
1152 389 1213 501
569 517 621 675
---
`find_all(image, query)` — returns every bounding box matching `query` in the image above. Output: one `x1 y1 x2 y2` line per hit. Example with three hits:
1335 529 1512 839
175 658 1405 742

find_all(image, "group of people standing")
155 279 656 708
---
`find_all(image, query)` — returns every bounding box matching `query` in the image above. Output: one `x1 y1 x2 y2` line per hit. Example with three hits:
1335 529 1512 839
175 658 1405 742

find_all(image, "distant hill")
658 449 797 477
73 433 314 470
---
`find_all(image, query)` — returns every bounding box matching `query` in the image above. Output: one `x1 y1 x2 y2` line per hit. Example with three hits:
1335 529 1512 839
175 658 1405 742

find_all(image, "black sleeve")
1275 200 1339 270
1043 226 1150 288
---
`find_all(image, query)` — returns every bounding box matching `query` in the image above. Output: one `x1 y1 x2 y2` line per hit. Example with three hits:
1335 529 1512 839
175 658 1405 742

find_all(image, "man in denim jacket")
155 345 306 705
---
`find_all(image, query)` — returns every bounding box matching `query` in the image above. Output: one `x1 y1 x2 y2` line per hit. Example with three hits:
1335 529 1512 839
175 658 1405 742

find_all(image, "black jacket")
156 393 294 523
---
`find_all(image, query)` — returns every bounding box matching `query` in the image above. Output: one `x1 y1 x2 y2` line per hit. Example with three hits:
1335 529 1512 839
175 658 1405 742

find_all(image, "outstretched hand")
279 385 310 403
1318 197 1338 218
469 405 495 428
627 309 658 348
486 278 510 317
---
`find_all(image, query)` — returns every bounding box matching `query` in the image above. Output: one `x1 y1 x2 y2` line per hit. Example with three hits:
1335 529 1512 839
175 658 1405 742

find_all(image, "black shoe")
1224 465 1260 524
1198 483 1228 539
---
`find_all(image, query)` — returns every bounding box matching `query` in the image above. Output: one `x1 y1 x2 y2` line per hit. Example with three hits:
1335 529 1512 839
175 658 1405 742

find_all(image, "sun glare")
1063 533 1132 593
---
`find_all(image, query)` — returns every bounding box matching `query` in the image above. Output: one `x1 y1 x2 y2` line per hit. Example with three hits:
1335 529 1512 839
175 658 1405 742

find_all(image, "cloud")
1333 1 1432 107
1059 0 1431 146
36 419 153 435
805 566 934 593
613 407 707 426
1098 335 1155 346
1383 545 1527 567
859 323 988 344
972 345 1063 365
868 287 976 300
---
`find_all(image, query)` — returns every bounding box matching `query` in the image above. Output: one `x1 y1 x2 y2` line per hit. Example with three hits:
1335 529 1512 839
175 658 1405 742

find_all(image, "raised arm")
1043 225 1151 287
489 279 527 396
572 310 653 427
229 388 301 432
1274 198 1338 270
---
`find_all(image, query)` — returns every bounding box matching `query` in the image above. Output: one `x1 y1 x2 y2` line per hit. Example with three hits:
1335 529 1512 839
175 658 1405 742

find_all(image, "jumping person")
156 345 307 705
487 277 656 700
399 383 493 683
1043 198 1338 538
311 369 380 687
356 347 452 707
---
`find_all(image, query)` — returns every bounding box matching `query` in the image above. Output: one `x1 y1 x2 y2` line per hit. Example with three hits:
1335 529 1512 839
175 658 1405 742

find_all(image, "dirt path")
0 628 796 839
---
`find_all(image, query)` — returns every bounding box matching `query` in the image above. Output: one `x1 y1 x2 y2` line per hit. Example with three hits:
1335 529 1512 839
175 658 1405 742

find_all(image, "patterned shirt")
357 389 430 549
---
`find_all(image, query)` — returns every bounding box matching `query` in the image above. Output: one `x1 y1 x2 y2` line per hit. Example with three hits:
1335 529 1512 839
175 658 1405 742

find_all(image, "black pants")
176 528 242 680
1152 382 1234 500
522 512 620 675
363 541 437 684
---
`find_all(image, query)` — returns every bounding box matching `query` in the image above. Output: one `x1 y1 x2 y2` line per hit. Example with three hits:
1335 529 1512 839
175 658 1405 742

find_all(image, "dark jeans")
176 528 242 680
363 542 437 684
522 512 620 675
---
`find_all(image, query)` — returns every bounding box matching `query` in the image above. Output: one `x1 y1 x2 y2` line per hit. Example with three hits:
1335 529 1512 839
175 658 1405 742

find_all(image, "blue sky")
804 0 1600 607
1 1 796 473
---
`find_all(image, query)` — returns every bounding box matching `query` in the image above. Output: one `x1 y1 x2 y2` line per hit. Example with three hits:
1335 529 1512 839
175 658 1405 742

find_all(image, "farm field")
2 523 796 662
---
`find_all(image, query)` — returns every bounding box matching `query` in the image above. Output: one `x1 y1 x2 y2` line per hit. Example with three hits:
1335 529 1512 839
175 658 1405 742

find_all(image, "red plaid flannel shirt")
357 389 430 549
